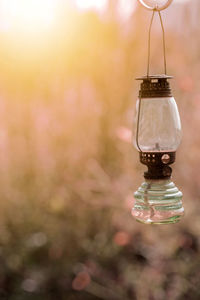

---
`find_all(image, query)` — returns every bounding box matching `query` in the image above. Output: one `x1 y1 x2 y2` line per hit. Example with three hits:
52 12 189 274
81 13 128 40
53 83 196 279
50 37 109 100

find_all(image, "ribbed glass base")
132 179 184 225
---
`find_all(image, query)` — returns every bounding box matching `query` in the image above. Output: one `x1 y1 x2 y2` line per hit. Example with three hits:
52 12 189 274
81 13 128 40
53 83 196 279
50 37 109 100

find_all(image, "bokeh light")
75 0 107 11
0 0 57 32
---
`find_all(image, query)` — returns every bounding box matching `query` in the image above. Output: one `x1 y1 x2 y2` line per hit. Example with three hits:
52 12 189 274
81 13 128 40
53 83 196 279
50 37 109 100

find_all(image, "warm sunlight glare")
75 0 107 11
1 0 57 32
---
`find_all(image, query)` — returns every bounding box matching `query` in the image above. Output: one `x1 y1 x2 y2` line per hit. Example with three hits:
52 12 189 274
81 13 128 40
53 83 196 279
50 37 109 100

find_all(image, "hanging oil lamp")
132 0 184 224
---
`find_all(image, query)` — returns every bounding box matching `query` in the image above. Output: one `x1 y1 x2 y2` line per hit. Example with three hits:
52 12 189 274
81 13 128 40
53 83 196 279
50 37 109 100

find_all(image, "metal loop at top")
138 0 173 11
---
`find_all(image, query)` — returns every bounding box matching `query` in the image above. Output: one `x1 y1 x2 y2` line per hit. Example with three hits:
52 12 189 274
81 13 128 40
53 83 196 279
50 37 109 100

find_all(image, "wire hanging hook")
138 0 173 12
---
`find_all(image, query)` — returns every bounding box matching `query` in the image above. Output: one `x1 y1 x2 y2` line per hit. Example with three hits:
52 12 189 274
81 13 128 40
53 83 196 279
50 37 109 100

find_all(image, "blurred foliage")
0 1 199 299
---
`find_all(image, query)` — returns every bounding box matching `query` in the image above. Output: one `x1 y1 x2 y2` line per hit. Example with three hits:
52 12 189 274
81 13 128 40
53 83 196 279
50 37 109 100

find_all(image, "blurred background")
0 0 199 299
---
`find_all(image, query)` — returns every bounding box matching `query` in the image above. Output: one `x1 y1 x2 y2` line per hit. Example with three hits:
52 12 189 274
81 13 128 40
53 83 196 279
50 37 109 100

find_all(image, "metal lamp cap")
136 74 173 98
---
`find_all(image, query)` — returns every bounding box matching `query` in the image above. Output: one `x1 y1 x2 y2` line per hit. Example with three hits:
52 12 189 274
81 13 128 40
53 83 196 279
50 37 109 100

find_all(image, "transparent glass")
132 179 184 225
134 97 182 152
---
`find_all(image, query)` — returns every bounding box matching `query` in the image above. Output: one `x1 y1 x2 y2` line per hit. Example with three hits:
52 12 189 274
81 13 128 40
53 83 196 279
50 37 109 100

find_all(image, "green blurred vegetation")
0 1 199 299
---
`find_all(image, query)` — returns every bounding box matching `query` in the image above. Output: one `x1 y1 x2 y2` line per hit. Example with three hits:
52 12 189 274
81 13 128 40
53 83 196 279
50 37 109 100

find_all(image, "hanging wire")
147 9 167 76
158 11 167 75
147 10 155 77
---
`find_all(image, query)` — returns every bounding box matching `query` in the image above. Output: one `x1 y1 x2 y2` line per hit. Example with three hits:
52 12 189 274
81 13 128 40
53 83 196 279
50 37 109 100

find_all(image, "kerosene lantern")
132 0 184 224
